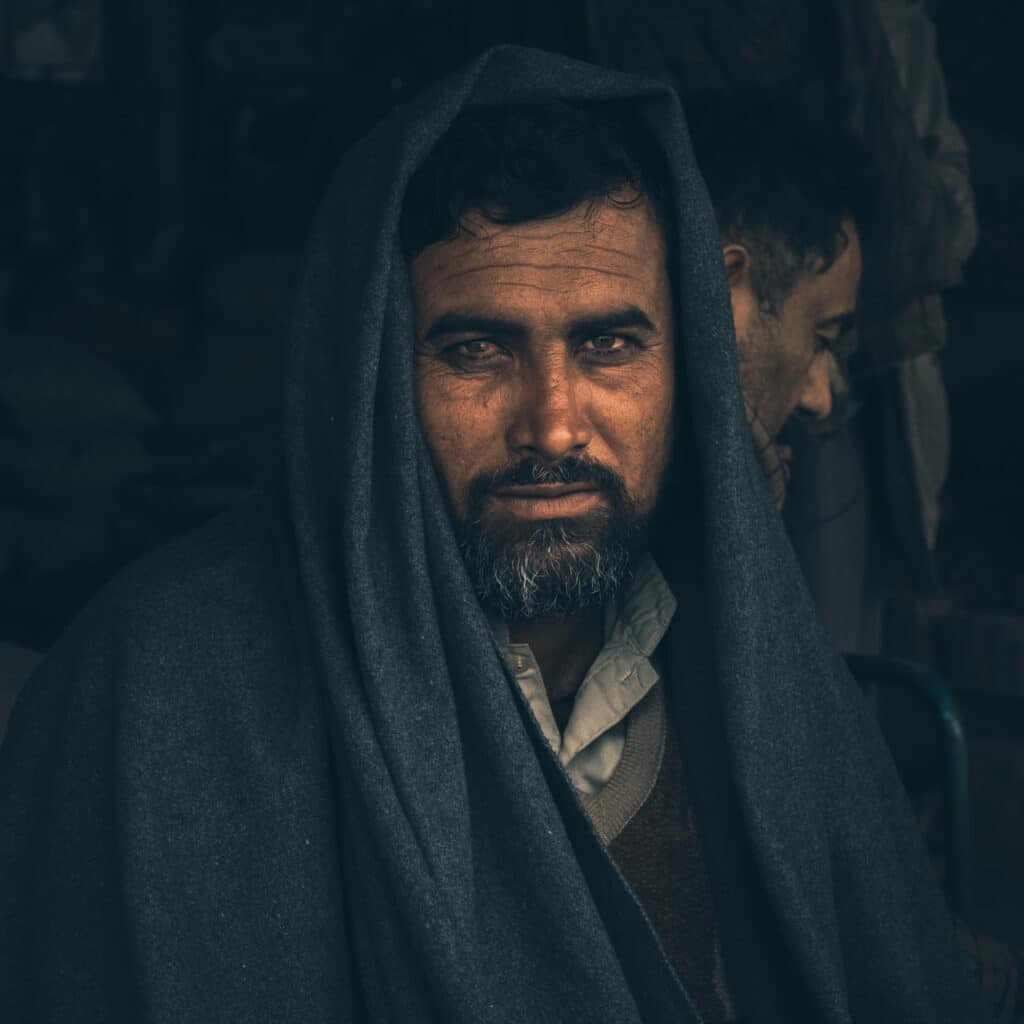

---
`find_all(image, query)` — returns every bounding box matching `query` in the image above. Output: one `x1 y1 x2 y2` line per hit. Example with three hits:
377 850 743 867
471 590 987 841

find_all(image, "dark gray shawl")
0 47 990 1023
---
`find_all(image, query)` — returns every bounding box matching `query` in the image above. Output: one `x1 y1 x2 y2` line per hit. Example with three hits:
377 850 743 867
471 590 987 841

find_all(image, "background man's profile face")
409 196 676 615
729 218 862 440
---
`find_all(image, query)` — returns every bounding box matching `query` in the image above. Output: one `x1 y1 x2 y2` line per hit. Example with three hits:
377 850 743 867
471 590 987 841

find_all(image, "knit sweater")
583 684 737 1022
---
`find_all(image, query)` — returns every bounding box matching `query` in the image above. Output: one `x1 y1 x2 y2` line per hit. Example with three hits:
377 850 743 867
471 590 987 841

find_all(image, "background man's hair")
686 90 884 315
400 100 673 257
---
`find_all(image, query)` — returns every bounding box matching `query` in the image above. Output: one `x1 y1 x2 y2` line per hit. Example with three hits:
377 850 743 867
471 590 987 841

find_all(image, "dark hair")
400 101 673 258
686 90 883 315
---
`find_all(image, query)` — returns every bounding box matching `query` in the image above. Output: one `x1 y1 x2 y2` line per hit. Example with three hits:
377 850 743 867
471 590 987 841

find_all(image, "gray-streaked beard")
456 456 646 621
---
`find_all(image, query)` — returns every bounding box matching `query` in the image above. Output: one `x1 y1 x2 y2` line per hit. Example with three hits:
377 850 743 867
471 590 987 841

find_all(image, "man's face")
410 196 676 618
728 219 862 442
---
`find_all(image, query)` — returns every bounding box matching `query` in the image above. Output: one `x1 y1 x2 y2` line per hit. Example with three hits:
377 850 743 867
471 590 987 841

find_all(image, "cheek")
739 336 807 431
595 367 675 505
413 371 506 505
639 379 676 496
777 340 819 406
640 357 675 462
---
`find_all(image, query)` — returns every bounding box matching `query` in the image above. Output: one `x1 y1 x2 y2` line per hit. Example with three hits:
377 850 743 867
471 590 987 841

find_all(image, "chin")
459 513 644 620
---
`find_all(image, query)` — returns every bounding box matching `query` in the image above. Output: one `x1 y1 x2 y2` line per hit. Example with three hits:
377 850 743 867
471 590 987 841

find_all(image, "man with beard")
404 111 679 806
0 49 989 1023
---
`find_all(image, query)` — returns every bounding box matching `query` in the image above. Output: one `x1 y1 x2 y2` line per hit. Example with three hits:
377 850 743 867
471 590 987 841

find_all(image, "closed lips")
495 484 599 498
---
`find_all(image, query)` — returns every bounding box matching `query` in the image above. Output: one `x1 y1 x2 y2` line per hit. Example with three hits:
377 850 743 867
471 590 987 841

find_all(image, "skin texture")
410 196 676 701
727 218 863 443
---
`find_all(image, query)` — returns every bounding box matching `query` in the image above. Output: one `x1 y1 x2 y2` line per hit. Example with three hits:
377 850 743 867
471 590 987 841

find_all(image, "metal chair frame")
845 653 973 918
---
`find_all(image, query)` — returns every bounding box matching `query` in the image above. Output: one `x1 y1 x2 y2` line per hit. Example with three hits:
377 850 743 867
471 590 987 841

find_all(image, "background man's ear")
723 242 758 340
722 243 752 290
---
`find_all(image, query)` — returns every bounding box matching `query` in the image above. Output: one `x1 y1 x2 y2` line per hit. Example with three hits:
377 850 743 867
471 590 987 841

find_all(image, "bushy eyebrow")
816 312 856 334
566 308 658 343
423 313 527 343
421 306 658 344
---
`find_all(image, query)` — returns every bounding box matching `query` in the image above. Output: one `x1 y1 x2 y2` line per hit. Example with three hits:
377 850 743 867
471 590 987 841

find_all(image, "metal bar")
845 654 974 918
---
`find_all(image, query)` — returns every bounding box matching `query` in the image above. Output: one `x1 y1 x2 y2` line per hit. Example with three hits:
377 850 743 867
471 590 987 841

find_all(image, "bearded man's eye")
443 339 511 367
579 335 640 361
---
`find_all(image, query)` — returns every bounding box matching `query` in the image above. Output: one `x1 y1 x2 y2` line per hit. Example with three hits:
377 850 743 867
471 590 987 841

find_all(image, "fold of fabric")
1 46 989 1023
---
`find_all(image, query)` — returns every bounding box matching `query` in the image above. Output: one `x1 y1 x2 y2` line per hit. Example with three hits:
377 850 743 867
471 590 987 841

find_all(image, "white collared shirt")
493 556 677 795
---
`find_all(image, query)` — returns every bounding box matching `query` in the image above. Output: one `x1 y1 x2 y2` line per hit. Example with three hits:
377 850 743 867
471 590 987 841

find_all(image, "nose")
507 354 592 461
797 352 836 420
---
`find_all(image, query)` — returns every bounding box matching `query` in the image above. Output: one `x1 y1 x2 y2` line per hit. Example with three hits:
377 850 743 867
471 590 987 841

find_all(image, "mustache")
470 455 628 500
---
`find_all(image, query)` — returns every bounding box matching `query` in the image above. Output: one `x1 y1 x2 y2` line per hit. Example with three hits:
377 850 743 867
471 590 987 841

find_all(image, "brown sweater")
582 684 736 1022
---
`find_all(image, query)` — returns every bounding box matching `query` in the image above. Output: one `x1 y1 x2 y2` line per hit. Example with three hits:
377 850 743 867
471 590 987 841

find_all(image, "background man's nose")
507 364 592 460
797 353 836 420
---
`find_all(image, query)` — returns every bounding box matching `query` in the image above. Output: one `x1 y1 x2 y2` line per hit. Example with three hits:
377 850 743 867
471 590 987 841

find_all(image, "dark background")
2 0 1020 665
0 0 590 648
0 0 1022 947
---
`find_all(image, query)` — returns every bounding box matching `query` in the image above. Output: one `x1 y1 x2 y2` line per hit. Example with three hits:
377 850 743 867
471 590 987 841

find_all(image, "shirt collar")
491 554 677 767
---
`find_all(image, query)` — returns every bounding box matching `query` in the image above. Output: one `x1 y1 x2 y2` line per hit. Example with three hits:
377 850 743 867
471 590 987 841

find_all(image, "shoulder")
110 495 282 616
85 495 289 654
10 495 300 736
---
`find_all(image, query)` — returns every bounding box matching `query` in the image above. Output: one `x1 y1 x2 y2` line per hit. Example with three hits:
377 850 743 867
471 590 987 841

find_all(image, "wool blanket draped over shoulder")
0 47 990 1024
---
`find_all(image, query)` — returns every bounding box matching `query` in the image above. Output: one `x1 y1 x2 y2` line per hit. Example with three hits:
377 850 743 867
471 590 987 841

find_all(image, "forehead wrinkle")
513 242 649 265
455 220 653 255
462 215 631 238
482 225 649 250
456 232 647 262
436 261 643 286
448 279 623 297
